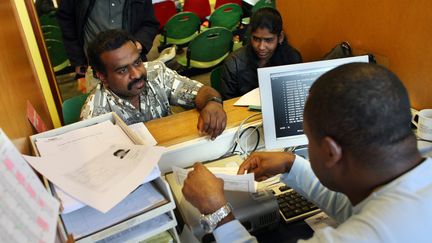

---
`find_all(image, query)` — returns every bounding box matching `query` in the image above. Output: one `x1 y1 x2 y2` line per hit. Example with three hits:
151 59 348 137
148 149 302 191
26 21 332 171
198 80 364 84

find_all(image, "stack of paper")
0 129 59 243
61 183 168 239
24 121 166 213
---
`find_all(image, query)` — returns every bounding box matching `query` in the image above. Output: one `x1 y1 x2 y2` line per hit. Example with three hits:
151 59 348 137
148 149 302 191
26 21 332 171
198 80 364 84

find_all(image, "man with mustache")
80 29 227 139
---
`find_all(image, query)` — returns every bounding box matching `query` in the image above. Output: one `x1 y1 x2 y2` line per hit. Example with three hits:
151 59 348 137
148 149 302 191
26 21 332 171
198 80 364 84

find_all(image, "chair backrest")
252 0 276 13
39 11 70 72
215 0 242 9
210 66 223 93
186 27 233 68
183 0 211 20
62 93 89 125
209 3 243 31
153 1 178 29
163 11 201 45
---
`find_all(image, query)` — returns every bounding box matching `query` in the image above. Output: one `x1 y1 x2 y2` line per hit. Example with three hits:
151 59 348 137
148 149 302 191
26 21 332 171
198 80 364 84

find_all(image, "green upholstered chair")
210 66 223 94
177 27 233 69
39 11 70 72
159 11 201 47
62 93 89 125
209 3 243 31
251 0 276 13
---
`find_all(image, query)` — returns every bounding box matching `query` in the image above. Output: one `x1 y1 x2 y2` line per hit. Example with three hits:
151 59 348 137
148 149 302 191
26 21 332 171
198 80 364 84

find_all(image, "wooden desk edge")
145 98 262 146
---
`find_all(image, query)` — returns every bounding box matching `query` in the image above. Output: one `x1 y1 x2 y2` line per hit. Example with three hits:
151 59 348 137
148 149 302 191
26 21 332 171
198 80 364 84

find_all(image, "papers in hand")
304 212 338 231
0 129 59 243
172 166 257 193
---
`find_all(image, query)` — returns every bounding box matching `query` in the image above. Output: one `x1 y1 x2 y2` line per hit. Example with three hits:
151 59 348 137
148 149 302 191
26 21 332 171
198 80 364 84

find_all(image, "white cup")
412 109 432 141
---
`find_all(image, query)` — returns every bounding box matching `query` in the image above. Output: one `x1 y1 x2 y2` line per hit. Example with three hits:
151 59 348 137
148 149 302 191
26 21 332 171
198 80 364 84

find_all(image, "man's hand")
182 163 227 214
197 101 227 140
238 152 296 181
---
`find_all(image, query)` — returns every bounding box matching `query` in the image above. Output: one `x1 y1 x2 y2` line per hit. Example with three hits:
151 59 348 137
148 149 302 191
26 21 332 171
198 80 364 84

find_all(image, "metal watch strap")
200 203 232 233
208 203 232 223
207 96 223 106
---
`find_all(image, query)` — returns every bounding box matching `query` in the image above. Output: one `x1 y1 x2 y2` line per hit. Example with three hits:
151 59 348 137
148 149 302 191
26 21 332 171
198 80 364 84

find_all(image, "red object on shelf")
215 0 242 9
183 0 211 20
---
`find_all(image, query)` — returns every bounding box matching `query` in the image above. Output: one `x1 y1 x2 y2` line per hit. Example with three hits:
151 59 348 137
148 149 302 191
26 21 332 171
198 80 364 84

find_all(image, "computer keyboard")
271 185 320 223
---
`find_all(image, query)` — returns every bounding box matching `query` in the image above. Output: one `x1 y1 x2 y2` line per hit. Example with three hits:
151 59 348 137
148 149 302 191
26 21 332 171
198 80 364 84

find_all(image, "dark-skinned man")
81 29 226 139
183 63 430 242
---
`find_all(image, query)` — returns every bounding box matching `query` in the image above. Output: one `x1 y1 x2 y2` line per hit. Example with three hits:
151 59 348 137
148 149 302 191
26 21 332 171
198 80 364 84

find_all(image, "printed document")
25 143 166 213
32 120 161 213
61 182 167 239
0 129 59 243
234 88 261 107
172 165 257 192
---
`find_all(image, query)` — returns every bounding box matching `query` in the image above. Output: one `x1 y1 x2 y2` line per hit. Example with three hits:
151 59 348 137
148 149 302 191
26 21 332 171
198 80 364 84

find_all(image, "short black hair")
250 7 282 35
304 63 414 161
87 29 136 74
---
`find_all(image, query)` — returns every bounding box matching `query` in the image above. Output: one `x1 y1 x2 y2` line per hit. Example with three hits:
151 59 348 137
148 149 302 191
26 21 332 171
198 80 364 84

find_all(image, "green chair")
210 66 223 93
209 3 243 31
252 0 276 13
62 93 89 125
177 27 233 69
39 11 70 72
159 11 201 48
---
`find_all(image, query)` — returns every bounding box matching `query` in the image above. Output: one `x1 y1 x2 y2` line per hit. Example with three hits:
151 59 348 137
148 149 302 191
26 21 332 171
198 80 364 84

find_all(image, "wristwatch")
199 203 233 233
207 96 223 106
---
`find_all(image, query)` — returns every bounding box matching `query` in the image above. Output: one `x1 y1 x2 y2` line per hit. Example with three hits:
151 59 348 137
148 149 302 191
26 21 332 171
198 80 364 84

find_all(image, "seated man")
183 63 431 242
220 7 302 99
81 29 226 139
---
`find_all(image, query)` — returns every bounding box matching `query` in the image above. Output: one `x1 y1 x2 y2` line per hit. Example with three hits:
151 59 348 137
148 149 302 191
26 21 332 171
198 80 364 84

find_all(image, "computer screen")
258 55 370 149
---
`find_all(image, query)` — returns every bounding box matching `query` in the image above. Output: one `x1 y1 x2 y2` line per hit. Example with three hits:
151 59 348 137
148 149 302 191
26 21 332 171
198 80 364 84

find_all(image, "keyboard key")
273 187 321 223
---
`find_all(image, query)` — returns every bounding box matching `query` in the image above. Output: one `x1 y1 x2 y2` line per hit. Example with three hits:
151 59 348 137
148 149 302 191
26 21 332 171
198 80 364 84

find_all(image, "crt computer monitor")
258 55 370 150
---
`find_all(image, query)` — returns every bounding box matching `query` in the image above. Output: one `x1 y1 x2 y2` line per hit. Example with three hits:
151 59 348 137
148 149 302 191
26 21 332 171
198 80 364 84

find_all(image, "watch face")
200 216 217 233
200 218 211 233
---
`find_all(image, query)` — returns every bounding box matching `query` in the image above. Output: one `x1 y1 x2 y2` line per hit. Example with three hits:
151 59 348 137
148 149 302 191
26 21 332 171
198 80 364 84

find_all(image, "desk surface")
145 98 261 147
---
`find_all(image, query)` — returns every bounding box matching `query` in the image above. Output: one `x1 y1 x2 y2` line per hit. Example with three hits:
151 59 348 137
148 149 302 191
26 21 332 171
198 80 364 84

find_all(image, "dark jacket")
57 0 159 67
220 40 302 100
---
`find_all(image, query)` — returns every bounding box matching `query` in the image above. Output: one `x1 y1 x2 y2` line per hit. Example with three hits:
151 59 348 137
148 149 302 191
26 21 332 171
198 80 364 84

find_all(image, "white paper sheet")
304 212 338 231
33 120 161 214
25 144 166 213
61 183 167 239
233 88 261 107
35 120 132 158
128 122 158 147
172 165 257 193
0 129 59 243
56 165 161 214
95 214 172 243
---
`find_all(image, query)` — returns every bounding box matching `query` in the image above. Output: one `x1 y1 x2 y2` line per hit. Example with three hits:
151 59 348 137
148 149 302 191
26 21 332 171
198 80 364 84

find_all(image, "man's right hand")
238 152 296 181
75 65 88 76
182 163 227 215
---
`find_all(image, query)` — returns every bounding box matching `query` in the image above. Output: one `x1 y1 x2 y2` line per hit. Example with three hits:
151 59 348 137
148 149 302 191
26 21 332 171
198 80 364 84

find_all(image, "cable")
241 123 261 156
231 127 250 153
234 113 262 155
235 124 262 156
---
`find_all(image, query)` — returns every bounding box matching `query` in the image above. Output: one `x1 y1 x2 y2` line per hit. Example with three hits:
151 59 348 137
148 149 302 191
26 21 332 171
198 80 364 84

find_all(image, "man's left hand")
198 102 227 140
